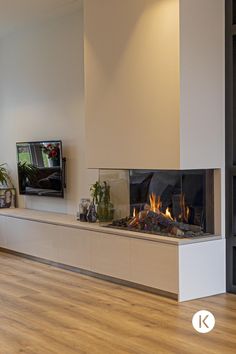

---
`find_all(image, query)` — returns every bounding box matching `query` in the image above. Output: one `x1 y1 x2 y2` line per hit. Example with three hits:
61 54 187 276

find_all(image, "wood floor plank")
0 251 235 354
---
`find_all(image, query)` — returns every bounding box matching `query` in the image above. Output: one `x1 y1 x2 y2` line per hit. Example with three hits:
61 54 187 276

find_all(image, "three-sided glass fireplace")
99 169 215 239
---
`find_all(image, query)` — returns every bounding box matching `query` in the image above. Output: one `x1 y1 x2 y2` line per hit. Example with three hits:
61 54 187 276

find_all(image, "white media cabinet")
0 208 226 301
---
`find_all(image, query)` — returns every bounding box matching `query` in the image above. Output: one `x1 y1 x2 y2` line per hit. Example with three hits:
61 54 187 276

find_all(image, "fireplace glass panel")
99 169 214 239
233 247 236 286
233 177 236 234
233 36 236 164
233 0 236 24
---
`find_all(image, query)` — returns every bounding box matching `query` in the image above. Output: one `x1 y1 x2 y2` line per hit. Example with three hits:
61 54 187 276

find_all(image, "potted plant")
90 181 114 222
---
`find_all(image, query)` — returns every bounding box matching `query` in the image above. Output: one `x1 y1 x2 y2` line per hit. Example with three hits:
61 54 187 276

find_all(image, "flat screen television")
16 140 64 198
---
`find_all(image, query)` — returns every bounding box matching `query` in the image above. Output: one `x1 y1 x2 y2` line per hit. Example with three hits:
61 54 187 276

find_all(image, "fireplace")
99 169 215 239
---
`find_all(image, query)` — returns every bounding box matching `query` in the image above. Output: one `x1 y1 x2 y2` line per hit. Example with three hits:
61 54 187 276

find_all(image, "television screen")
16 141 64 198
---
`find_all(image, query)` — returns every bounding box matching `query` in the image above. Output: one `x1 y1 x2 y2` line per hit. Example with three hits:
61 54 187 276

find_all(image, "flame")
157 196 162 211
180 194 190 223
149 193 156 212
149 193 161 213
164 207 174 220
149 193 174 220
137 192 190 224
186 206 190 221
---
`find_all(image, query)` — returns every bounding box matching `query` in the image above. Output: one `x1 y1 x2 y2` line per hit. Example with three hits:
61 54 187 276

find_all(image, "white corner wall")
178 239 226 301
0 10 98 214
180 0 225 170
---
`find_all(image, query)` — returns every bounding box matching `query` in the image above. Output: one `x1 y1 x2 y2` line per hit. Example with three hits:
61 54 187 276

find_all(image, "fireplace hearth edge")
104 224 209 240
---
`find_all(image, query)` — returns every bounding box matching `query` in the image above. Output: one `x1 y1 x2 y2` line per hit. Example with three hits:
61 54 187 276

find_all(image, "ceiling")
0 0 83 37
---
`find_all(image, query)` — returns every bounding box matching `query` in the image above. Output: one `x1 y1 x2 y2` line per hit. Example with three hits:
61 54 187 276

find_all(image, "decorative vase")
97 201 114 222
78 198 90 222
87 202 97 223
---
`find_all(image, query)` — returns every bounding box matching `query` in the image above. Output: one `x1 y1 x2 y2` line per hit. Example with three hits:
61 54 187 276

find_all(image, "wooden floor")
0 252 235 354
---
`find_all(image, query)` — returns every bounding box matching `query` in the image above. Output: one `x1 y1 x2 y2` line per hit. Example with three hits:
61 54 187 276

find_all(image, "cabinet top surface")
0 208 222 246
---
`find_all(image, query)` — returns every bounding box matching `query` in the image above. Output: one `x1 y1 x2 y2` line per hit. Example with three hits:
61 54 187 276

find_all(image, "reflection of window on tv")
16 141 64 198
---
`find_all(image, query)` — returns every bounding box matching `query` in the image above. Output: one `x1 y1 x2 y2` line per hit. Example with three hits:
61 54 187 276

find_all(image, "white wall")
180 0 224 170
85 0 181 169
0 10 98 214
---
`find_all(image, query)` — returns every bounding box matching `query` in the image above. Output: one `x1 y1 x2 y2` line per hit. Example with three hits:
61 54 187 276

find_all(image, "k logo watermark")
192 310 215 333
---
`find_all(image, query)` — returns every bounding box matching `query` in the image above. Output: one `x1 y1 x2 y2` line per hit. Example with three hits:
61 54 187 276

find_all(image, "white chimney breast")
84 0 224 170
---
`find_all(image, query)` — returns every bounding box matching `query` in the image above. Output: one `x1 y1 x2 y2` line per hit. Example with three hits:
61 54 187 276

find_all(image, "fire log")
147 211 175 228
170 226 185 237
147 211 202 233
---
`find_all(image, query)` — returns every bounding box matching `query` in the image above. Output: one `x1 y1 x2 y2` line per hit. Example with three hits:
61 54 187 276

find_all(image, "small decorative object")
0 163 16 208
42 143 60 167
90 181 114 222
0 163 10 186
0 188 16 208
78 198 90 222
87 202 97 223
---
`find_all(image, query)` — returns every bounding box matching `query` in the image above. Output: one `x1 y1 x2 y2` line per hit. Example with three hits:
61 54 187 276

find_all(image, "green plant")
102 181 111 204
90 181 103 204
0 164 11 186
90 181 114 222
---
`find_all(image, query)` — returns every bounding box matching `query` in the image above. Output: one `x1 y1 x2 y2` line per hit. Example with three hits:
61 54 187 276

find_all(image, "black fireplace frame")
226 0 236 294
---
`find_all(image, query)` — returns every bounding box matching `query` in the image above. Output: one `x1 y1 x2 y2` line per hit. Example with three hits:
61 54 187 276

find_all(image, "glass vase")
97 201 114 222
